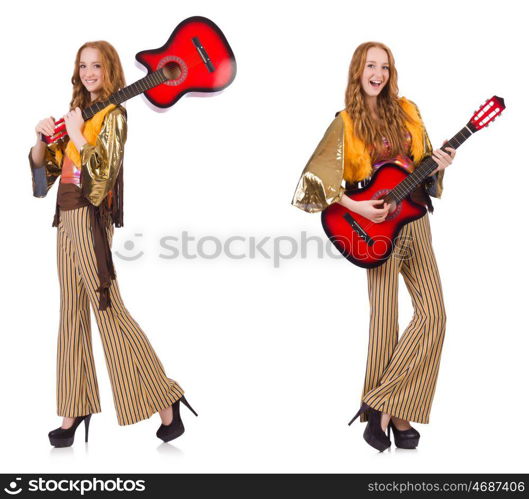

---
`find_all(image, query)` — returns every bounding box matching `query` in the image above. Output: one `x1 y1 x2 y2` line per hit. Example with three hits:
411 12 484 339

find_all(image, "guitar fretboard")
388 124 475 203
81 69 167 120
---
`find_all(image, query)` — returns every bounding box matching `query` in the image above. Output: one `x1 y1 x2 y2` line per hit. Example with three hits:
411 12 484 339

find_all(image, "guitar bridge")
343 213 375 246
192 37 215 72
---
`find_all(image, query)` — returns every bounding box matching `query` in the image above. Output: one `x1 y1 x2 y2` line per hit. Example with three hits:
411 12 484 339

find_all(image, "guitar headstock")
468 96 506 132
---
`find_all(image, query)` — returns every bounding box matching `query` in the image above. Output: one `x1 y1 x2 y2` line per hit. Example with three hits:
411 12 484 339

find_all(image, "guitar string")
391 128 469 200
346 103 502 252
390 127 471 202
393 129 470 201
395 127 471 196
355 126 473 235
373 102 501 203
85 52 211 118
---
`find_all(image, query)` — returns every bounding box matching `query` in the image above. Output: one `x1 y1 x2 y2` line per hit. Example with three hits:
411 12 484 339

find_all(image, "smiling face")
360 47 390 103
79 47 104 100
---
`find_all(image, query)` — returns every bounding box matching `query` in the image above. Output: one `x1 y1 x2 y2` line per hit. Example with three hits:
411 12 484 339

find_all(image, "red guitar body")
135 16 236 108
321 164 427 269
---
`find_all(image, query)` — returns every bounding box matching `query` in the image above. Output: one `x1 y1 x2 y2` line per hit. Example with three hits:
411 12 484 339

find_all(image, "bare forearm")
338 192 360 214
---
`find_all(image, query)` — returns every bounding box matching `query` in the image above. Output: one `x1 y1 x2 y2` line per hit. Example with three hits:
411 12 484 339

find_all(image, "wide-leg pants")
360 213 446 424
56 205 184 425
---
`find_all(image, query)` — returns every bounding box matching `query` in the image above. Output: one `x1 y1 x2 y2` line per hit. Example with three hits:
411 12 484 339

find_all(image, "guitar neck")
81 68 167 120
389 123 476 203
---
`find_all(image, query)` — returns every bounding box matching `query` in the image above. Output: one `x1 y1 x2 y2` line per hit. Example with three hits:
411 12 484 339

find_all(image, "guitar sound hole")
372 189 401 221
162 61 182 80
383 201 401 221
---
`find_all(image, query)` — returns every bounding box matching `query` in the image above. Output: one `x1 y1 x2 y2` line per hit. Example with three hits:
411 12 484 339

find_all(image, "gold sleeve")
291 115 345 213
80 107 127 207
411 101 444 199
28 140 64 197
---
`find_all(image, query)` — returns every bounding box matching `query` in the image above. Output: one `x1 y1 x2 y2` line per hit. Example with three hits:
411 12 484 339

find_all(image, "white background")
1 0 527 473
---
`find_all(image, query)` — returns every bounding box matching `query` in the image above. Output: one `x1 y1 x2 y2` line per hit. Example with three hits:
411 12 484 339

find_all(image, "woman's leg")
359 223 410 423
60 206 184 426
56 214 102 420
362 214 446 424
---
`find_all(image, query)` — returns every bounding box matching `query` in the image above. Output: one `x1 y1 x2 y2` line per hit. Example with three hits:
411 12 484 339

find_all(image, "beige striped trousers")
56 205 184 425
360 213 446 424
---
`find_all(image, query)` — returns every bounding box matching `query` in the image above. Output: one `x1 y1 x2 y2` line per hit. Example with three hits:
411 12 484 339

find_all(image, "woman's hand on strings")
360 199 391 223
35 117 56 139
341 197 391 223
431 139 456 174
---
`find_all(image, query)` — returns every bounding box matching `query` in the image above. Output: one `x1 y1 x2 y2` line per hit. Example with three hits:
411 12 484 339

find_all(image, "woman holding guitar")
292 41 456 451
29 41 197 447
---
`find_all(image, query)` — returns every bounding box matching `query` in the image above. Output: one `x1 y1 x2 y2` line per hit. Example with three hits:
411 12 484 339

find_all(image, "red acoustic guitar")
43 16 236 144
321 96 506 269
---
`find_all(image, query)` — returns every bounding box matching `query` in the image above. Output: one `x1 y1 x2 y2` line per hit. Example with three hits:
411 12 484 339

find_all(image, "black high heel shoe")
156 395 198 443
348 401 391 452
48 414 92 448
388 419 420 449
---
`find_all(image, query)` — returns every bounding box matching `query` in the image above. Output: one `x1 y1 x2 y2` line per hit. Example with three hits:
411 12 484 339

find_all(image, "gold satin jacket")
291 100 444 213
29 106 127 207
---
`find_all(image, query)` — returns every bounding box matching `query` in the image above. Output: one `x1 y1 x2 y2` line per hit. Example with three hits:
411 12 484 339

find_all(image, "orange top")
60 154 81 185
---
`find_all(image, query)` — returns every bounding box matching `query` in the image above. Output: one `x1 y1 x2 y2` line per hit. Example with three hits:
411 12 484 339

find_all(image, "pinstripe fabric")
56 205 184 426
359 213 446 424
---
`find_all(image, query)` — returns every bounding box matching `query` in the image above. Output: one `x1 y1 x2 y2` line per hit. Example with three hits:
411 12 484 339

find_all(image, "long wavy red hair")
345 41 411 160
69 41 126 110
